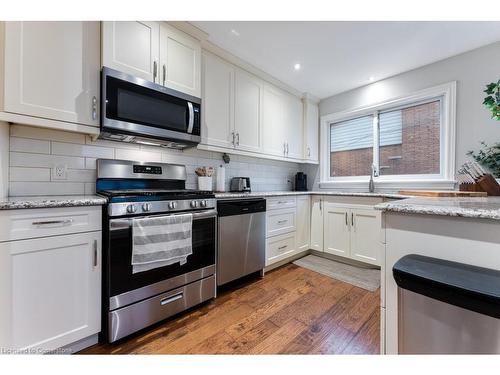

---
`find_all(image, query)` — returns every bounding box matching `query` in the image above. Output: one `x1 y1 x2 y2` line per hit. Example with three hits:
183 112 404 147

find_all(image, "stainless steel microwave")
100 67 201 149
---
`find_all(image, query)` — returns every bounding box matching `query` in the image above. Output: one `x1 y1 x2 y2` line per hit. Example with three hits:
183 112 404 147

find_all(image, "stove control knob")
190 200 198 208
127 204 137 214
142 203 152 212
168 201 177 210
200 200 207 208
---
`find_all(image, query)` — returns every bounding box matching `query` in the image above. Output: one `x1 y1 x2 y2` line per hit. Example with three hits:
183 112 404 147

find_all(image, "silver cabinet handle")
236 132 240 146
286 142 289 156
345 212 348 226
231 132 235 147
153 61 158 82
32 219 73 226
283 142 286 156
187 102 194 134
319 199 322 211
277 201 286 204
162 64 166 86
277 220 288 224
351 212 355 228
93 239 98 268
307 147 311 157
92 96 97 121
160 292 183 306
278 245 288 250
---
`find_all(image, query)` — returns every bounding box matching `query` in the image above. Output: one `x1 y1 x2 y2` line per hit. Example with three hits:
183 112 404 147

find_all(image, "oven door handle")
109 209 218 230
187 102 194 134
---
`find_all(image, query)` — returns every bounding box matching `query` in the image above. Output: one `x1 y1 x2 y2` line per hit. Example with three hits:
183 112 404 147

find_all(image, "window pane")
379 100 441 176
330 115 373 177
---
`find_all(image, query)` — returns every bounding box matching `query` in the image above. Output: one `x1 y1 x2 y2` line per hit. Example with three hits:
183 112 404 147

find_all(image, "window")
321 82 456 189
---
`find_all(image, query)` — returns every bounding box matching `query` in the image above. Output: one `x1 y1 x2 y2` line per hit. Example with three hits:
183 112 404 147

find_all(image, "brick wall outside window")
330 101 440 177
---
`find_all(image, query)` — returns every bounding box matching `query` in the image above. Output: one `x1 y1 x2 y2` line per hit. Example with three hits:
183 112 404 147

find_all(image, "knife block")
459 174 500 196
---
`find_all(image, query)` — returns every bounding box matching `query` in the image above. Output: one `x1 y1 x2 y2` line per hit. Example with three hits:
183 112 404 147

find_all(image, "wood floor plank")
247 319 308 354
80 263 380 355
342 309 380 354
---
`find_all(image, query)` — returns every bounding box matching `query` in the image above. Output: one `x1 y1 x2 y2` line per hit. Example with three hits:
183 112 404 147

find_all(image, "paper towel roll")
216 166 226 192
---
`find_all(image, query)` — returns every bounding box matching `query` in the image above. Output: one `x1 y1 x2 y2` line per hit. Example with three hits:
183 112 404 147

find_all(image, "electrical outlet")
52 164 67 180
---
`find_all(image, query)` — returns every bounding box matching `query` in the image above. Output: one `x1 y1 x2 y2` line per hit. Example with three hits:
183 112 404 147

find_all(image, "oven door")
107 209 216 311
101 67 201 144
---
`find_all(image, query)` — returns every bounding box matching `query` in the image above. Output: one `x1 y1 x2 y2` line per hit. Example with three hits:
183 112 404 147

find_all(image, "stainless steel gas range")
96 159 216 343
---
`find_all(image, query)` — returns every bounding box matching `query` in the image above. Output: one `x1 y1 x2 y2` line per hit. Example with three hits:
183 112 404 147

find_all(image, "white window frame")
319 81 456 190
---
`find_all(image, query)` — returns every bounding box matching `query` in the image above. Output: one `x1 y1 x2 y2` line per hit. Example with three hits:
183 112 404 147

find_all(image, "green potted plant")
467 141 500 178
483 80 500 120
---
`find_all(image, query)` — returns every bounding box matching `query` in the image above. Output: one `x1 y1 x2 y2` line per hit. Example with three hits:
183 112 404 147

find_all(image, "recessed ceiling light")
230 29 240 37
293 63 301 71
369 76 375 82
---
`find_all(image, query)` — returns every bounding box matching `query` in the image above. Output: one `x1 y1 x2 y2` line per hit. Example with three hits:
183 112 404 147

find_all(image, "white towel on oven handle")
131 213 193 274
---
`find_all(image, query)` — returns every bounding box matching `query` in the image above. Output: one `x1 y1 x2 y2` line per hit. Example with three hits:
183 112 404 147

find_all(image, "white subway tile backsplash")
9 182 85 196
52 141 114 159
10 124 86 144
8 125 301 197
10 152 85 169
10 167 51 182
10 137 50 154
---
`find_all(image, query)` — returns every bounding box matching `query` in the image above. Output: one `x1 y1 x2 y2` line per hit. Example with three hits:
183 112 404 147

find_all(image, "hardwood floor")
80 264 380 355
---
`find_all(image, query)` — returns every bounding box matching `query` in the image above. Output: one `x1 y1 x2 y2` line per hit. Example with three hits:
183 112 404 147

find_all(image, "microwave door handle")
187 102 194 134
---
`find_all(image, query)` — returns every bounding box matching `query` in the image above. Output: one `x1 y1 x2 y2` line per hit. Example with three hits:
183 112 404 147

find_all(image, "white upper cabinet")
201 51 234 149
234 69 262 153
262 84 287 157
3 21 100 127
159 24 201 97
102 21 160 82
285 93 304 160
303 98 319 163
102 21 201 97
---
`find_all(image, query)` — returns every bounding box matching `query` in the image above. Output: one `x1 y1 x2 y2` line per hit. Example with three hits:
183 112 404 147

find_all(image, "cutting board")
398 190 488 197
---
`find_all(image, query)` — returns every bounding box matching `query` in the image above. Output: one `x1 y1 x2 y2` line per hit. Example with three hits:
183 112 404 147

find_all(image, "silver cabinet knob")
127 205 137 214
142 203 152 212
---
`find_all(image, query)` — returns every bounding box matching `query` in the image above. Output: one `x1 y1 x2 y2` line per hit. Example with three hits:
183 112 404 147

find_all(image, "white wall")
0 122 9 198
8 124 299 196
307 41 500 190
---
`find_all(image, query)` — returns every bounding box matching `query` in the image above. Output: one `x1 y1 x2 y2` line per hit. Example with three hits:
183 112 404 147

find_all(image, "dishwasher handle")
217 198 266 217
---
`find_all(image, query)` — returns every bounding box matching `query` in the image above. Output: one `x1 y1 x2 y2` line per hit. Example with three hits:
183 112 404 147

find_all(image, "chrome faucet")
369 164 378 193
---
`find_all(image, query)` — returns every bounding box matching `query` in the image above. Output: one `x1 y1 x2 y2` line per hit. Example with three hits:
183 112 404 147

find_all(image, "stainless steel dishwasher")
217 198 266 286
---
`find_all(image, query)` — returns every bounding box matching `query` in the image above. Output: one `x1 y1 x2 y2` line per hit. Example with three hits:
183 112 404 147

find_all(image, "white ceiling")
192 21 500 99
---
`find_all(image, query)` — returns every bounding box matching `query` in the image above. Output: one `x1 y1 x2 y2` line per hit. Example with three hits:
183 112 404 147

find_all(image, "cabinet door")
323 203 350 257
350 208 381 266
296 196 311 251
262 84 286 157
304 100 319 162
285 93 304 160
4 21 100 127
159 24 201 97
102 21 159 82
0 232 101 351
234 69 262 153
310 197 323 251
201 52 234 149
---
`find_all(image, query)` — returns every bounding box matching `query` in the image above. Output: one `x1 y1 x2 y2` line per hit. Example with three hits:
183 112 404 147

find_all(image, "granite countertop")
0 195 108 210
375 196 500 221
214 191 408 199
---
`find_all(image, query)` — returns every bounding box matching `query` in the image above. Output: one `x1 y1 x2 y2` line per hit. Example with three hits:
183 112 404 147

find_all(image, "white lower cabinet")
0 207 102 353
310 196 323 251
323 204 350 257
323 203 381 266
295 196 310 251
266 232 296 266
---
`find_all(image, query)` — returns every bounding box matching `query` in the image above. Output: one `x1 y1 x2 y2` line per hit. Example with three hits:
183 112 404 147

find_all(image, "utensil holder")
198 176 212 191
